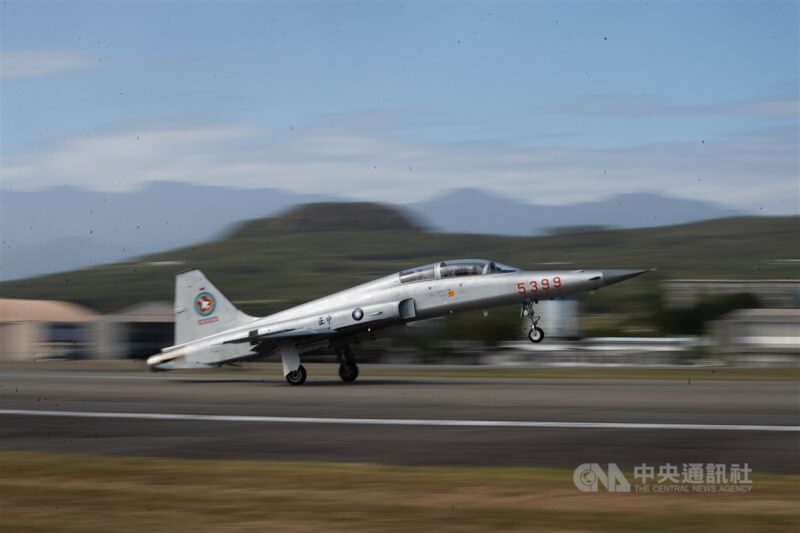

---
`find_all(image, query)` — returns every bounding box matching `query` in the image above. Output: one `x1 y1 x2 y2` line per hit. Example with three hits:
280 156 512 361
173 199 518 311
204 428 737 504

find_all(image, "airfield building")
0 298 98 361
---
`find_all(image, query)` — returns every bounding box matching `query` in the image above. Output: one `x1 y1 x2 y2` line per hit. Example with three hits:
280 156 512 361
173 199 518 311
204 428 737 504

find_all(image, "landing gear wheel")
286 365 307 385
528 326 545 343
339 362 359 383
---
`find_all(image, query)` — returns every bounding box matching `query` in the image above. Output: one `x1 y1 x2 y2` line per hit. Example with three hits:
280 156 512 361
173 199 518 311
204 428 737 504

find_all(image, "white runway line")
1 409 798 432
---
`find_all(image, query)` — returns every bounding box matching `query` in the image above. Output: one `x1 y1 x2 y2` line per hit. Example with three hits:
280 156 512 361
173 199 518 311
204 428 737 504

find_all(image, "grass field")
1 452 798 532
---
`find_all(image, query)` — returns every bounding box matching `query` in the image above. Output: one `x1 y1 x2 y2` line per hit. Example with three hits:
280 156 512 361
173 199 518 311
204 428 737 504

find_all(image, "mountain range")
0 182 740 280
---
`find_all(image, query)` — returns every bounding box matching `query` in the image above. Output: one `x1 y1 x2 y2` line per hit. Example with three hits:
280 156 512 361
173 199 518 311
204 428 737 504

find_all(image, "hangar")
0 298 98 361
90 301 173 359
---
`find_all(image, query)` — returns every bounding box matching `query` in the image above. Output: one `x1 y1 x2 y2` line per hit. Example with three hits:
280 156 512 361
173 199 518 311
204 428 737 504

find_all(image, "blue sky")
1 0 798 213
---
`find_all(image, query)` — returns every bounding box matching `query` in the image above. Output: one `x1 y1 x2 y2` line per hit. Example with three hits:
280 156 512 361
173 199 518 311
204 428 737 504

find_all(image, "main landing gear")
522 300 545 343
337 345 359 383
281 344 359 385
286 365 307 385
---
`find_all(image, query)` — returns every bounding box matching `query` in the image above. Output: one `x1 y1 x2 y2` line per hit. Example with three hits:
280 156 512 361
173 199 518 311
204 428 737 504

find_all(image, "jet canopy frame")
398 259 517 284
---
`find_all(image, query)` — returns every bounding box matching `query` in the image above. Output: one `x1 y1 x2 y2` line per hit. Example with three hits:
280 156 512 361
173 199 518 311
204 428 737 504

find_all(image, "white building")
711 309 800 366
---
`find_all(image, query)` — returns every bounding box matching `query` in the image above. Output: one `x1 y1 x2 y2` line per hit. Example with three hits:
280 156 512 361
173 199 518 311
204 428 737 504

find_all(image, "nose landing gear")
528 326 545 343
522 301 545 343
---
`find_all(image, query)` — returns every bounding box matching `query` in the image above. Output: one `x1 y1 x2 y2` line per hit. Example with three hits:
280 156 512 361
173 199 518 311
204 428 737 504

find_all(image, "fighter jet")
147 260 649 384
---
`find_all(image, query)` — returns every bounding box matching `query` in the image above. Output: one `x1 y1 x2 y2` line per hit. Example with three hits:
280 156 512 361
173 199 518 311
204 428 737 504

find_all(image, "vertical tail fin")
174 269 254 345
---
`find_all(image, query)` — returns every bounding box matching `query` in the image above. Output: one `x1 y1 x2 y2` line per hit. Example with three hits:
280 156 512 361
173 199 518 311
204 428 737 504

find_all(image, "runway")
1 363 798 473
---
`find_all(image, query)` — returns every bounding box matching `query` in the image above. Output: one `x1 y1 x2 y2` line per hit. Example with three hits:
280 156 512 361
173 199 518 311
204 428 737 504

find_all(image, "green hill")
1 202 797 315
227 202 422 236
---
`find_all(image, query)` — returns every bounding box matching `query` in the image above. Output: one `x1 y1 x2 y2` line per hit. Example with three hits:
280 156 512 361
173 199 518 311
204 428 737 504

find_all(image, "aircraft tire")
286 365 307 385
339 362 359 383
528 326 545 343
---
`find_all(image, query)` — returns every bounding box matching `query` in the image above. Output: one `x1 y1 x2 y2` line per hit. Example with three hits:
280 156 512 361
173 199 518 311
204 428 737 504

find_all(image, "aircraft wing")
221 327 332 344
217 299 414 347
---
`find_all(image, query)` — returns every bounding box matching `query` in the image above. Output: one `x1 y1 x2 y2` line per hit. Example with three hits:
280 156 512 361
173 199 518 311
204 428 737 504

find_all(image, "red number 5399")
516 277 561 295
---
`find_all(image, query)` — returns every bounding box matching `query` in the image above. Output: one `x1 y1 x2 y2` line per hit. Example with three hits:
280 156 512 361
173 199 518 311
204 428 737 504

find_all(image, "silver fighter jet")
147 260 649 384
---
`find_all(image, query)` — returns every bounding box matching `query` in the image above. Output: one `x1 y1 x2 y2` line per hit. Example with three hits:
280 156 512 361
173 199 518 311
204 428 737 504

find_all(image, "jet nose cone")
602 269 651 286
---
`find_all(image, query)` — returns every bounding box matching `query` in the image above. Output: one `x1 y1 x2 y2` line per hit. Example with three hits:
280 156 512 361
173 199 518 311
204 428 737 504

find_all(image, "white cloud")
1 120 797 215
0 49 95 79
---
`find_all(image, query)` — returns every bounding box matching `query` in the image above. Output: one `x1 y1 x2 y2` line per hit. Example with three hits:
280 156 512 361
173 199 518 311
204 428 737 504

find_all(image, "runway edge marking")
1 409 798 432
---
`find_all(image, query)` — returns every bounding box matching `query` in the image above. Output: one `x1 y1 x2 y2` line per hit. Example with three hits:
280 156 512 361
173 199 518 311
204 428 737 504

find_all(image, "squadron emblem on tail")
194 291 216 317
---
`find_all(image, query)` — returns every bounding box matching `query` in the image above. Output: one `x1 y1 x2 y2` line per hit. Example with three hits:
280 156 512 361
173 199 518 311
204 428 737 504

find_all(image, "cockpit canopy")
399 259 517 284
